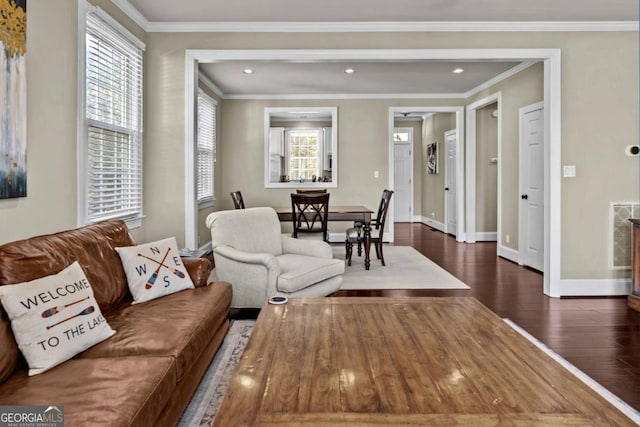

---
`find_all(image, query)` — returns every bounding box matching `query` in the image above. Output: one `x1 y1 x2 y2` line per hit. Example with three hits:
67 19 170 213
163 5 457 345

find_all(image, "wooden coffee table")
213 297 636 426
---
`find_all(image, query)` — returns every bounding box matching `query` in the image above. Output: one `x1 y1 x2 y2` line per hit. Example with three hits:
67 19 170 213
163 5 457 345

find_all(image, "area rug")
333 245 469 290
504 318 640 424
177 320 255 427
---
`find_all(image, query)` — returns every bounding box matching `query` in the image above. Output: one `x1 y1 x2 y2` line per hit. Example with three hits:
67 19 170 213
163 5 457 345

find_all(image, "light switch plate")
563 165 576 178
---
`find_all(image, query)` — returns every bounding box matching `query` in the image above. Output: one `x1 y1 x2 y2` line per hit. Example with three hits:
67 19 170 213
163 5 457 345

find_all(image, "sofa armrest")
281 234 333 259
182 257 212 288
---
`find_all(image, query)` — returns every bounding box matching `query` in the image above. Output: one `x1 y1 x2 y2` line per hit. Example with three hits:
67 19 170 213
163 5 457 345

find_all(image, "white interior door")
393 128 413 222
519 104 544 271
445 130 457 235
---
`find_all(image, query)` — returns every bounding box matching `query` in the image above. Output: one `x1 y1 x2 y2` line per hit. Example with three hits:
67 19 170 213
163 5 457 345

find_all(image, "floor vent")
611 202 639 270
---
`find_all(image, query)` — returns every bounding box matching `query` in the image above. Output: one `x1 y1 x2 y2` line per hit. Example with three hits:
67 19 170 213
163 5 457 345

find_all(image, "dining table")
274 205 375 270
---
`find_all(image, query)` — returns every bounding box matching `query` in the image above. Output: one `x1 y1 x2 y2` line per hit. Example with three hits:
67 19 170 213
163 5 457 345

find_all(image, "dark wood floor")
334 223 640 411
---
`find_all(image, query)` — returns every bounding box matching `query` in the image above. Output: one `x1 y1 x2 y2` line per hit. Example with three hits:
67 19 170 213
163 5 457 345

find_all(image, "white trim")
465 92 501 244
224 93 467 100
263 107 338 189
557 278 632 296
392 127 414 223
418 216 446 233
198 73 225 98
88 4 146 50
76 0 88 227
188 48 562 63
185 51 198 250
476 232 497 241
144 20 639 33
187 48 561 295
497 245 520 264
109 0 149 31
518 101 545 272
545 52 562 297
505 318 640 426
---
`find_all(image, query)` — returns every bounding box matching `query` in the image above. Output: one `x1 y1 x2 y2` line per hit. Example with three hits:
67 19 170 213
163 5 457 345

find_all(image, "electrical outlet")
431 212 435 218
374 170 379 178
505 234 510 244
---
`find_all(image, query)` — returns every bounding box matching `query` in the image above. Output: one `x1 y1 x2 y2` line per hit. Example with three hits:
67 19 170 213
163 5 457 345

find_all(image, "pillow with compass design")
115 237 194 304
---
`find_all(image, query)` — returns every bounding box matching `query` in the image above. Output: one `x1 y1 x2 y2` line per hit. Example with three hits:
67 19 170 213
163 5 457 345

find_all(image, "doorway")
393 127 414 222
519 102 545 272
444 129 458 236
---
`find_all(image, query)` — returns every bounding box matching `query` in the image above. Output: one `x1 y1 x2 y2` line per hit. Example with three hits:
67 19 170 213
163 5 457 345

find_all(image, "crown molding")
221 93 467 100
198 73 225 99
146 20 638 33
464 61 538 98
110 0 149 30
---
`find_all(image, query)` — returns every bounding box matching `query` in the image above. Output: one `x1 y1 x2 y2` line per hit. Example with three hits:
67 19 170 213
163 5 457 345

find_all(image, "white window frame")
77 1 145 228
284 127 322 182
196 89 217 208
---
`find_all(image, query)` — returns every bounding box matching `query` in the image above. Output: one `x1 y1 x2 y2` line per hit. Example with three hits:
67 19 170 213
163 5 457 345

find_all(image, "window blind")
197 90 216 203
84 8 144 223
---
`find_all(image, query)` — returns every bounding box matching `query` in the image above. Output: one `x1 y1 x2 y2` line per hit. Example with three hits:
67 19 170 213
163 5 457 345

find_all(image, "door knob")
444 187 449 191
521 194 528 200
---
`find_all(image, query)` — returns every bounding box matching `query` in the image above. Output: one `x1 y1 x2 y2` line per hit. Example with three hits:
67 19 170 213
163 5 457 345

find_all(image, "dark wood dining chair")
291 192 330 242
345 189 393 266
230 191 245 209
296 189 327 194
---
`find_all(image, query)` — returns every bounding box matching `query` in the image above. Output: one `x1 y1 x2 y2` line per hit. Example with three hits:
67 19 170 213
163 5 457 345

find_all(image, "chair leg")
345 240 353 266
379 242 386 266
374 241 380 259
357 240 362 256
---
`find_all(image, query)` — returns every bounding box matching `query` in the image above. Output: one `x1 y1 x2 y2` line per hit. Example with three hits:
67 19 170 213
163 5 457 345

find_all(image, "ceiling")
124 0 638 23
116 0 637 99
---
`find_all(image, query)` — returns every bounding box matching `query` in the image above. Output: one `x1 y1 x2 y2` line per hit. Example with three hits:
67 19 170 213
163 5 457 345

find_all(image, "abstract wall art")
0 0 27 199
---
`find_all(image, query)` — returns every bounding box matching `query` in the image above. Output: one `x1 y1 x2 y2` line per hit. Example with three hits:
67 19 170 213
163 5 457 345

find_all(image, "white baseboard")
556 278 632 296
475 232 497 242
418 216 446 233
497 245 520 264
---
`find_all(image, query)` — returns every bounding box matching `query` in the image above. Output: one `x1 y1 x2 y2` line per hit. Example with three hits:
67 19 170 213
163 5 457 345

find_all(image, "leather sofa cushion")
0 356 176 427
0 220 134 385
277 254 345 293
79 282 232 382
0 220 134 315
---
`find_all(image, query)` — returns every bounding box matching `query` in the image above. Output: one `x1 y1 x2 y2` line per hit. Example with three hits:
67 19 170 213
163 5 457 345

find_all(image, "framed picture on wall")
426 142 438 174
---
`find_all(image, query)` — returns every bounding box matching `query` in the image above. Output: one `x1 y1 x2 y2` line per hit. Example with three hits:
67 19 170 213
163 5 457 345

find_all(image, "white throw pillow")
0 262 116 376
116 237 194 304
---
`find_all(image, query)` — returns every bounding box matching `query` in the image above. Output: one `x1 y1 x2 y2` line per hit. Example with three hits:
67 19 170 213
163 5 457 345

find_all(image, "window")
286 128 321 181
80 4 144 226
196 90 216 206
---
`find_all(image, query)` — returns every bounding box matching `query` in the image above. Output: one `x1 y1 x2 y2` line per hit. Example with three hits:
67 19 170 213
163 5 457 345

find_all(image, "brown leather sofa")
0 220 232 426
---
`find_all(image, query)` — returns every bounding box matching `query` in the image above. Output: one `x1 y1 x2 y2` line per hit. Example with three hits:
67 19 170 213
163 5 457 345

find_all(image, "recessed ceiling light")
452 68 464 74
243 68 254 74
344 68 355 74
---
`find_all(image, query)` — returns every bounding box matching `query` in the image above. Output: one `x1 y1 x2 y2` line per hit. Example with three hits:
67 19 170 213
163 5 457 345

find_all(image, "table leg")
363 222 372 270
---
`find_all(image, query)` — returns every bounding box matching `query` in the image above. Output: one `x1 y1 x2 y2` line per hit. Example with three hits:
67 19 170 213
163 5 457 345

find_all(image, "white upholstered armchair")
206 207 344 308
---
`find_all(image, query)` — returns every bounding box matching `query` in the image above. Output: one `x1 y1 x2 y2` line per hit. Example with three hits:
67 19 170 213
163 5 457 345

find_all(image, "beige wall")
0 0 145 245
2 7 638 283
220 100 457 224
421 113 455 223
476 102 498 234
